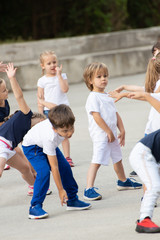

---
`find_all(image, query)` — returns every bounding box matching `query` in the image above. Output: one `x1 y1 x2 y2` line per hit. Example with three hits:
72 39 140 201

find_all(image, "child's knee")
0 169 3 177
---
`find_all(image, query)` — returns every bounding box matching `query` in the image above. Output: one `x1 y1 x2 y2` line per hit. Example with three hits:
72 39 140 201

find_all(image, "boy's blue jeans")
22 145 78 207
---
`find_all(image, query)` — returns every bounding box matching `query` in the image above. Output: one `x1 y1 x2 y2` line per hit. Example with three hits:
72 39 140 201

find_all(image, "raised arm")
5 63 30 114
56 65 69 93
0 62 7 72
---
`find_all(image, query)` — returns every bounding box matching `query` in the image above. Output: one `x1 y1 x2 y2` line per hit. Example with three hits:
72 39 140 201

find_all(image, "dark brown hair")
48 104 75 129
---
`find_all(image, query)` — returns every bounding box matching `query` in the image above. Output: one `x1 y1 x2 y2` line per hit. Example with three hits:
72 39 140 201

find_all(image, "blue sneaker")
29 204 49 219
83 187 102 201
117 178 142 191
66 198 91 210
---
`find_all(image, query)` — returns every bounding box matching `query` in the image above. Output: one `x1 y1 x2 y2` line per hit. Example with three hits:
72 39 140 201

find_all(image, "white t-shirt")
145 79 160 134
37 74 69 110
85 92 118 142
22 119 64 156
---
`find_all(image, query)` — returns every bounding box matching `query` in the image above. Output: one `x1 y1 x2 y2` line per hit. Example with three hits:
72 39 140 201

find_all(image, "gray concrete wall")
0 26 160 90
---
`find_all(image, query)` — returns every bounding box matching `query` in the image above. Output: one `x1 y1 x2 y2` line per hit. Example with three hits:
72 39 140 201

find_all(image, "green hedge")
0 0 160 42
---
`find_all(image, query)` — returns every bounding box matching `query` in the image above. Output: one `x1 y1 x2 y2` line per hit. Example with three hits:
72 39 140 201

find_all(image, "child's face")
41 55 58 76
90 69 108 92
0 80 8 100
153 48 160 57
54 125 74 139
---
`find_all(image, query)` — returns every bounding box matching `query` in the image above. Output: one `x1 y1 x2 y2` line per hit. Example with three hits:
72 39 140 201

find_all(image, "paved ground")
1 73 160 240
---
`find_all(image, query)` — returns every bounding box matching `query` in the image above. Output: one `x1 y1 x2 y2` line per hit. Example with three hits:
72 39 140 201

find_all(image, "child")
37 50 74 167
83 62 142 201
22 104 91 219
151 41 160 57
129 130 160 233
0 63 45 185
0 77 10 170
111 52 160 177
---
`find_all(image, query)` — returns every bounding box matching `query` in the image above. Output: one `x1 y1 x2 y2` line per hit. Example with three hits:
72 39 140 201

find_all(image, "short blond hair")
39 50 57 75
83 62 109 91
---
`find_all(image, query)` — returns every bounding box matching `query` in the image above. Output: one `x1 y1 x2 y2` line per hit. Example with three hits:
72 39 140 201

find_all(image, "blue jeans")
43 110 49 118
22 145 78 207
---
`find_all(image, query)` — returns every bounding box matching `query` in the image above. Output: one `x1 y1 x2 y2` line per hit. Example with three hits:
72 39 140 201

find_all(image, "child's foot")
4 164 10 170
83 187 102 201
29 204 48 219
66 157 74 167
129 170 137 177
136 217 160 233
66 198 91 210
27 185 52 196
117 178 142 190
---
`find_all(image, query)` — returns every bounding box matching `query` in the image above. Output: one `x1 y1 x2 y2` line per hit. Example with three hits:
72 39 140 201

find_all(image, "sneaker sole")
136 226 160 233
129 174 137 177
28 213 49 219
83 195 102 201
117 186 142 191
46 190 52 195
66 205 92 211
28 191 52 196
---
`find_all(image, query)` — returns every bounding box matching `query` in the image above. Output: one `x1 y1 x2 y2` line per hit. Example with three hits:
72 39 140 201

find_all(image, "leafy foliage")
0 0 160 42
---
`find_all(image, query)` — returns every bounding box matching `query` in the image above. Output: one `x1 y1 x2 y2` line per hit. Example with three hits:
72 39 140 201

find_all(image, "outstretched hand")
0 62 7 72
109 91 123 102
5 63 17 79
127 92 146 100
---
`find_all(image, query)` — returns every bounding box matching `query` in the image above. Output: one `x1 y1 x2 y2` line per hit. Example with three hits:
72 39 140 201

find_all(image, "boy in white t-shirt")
83 62 142 201
22 104 91 219
37 50 74 167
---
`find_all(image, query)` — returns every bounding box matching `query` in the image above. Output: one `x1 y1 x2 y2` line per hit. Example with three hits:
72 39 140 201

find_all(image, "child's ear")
52 126 57 132
40 63 45 69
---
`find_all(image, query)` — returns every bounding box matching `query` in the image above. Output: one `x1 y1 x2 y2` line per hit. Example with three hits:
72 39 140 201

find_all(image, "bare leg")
0 157 7 177
86 163 101 189
62 138 70 158
113 160 126 182
15 146 36 176
7 152 35 185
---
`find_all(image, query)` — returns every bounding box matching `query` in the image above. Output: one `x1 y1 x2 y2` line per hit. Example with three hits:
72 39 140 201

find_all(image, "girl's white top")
37 73 69 110
85 92 118 142
145 79 160 134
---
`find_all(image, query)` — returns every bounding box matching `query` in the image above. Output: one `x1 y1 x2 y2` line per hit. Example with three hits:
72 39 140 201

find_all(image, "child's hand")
56 64 62 76
128 92 145 100
107 130 115 142
0 62 7 72
109 91 123 103
5 63 17 79
59 189 68 206
118 131 125 146
114 85 124 93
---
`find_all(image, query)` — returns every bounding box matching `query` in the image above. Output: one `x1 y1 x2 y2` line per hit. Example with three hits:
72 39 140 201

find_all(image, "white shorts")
0 137 16 162
92 139 122 166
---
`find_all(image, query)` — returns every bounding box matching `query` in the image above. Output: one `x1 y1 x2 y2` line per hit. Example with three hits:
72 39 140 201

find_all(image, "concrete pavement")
1 73 160 240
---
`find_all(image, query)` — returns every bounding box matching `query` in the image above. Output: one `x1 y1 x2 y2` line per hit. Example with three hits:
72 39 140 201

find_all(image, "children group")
0 42 160 234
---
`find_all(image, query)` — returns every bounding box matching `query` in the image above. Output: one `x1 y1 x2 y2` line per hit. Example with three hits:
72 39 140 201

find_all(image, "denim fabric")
22 145 78 206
